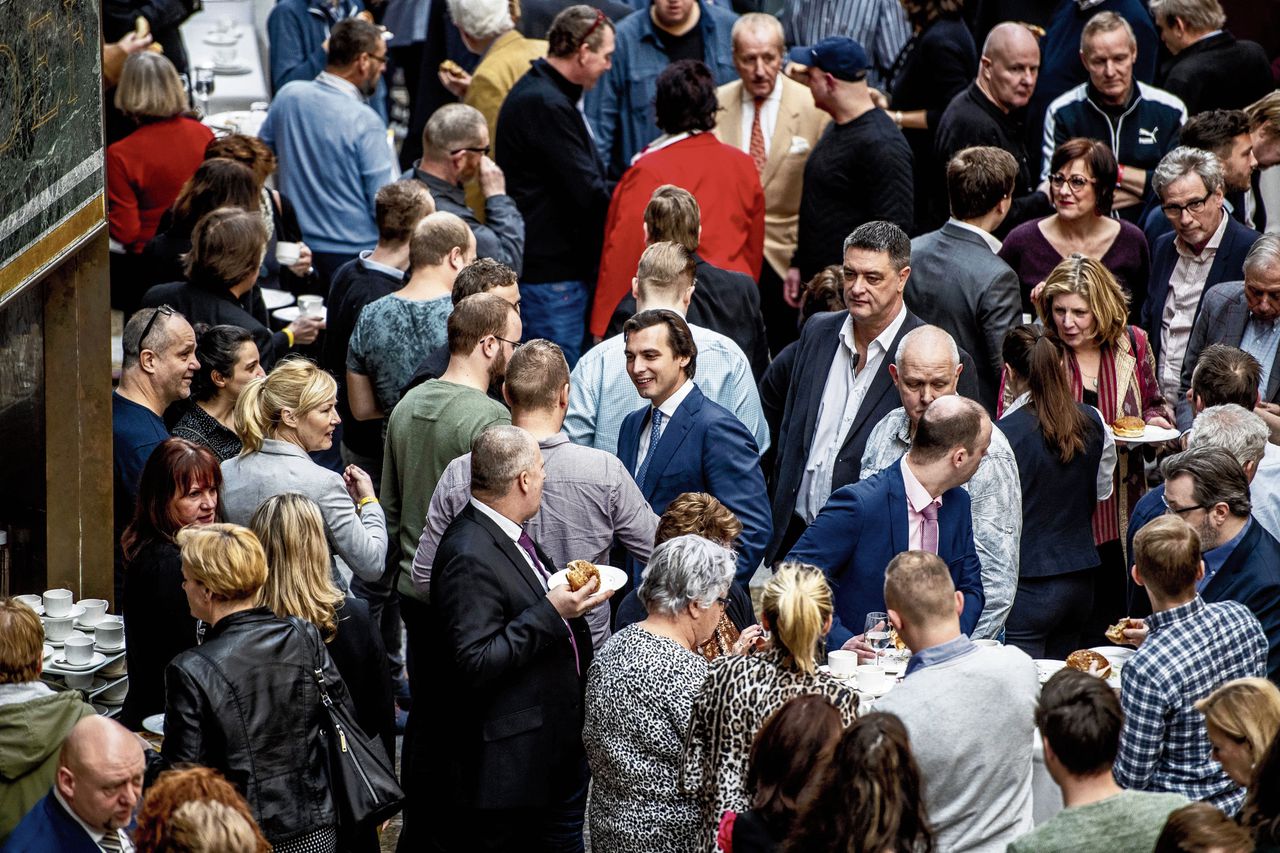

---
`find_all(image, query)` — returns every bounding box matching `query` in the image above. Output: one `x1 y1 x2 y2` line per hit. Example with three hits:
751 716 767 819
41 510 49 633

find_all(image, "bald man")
934 23 1054 237
4 716 145 852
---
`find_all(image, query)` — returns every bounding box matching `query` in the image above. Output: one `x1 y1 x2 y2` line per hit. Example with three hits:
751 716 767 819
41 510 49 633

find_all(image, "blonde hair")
115 52 190 120
1196 678 1280 765
249 493 344 641
635 241 695 303
761 563 834 674
0 600 44 685
1037 254 1130 347
233 357 337 454
164 800 260 852
176 524 268 602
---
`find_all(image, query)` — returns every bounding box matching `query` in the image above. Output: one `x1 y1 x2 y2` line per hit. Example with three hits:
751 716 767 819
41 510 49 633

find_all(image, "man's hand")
867 86 888 110
439 65 471 99
118 31 154 54
840 632 879 661
783 267 803 308
547 576 613 620
1121 618 1148 647
478 156 506 197
286 314 324 346
288 242 314 277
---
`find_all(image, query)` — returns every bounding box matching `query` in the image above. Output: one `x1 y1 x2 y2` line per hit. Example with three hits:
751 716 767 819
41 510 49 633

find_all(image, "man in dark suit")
786 395 989 650
3 716 144 853
1178 237 1280 430
616 309 772 586
1151 0 1273 115
1142 146 1261 406
429 425 609 852
767 220 978 562
905 146 1021 414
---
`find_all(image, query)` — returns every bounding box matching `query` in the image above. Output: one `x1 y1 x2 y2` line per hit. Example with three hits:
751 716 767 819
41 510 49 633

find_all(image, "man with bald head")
787 394 989 650
860 325 1021 639
934 23 1054 237
4 716 144 852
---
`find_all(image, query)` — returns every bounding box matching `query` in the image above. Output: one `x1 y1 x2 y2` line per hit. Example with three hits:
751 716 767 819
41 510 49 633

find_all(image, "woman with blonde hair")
133 765 269 853
1196 678 1280 791
681 562 858 853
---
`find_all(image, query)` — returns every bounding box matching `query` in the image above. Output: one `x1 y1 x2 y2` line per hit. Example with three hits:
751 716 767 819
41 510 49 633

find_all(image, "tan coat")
714 74 830 278
465 29 548 156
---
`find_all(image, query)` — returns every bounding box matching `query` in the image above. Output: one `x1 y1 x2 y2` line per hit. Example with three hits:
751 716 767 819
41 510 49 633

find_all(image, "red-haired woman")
120 437 223 729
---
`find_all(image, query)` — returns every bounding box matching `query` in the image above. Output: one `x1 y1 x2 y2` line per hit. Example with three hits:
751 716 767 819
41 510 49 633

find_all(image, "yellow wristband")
283 327 295 347
357 496 379 511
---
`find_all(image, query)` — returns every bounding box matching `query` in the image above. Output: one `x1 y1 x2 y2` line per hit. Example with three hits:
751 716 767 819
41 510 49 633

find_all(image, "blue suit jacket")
617 383 771 586
1141 215 1260 363
2 792 100 853
785 462 985 650
1204 520 1280 683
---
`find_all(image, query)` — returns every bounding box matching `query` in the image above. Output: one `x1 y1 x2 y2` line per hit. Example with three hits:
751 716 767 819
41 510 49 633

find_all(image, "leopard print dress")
679 646 859 852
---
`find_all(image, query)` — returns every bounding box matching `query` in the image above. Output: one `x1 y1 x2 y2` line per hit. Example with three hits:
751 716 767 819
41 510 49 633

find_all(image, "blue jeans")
519 280 590 368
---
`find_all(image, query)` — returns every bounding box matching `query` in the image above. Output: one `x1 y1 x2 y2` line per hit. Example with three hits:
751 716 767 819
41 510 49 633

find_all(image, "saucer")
95 639 126 653
43 604 86 622
43 643 54 660
857 682 893 699
272 305 327 323
202 32 241 46
212 63 252 76
45 629 87 648
52 651 107 671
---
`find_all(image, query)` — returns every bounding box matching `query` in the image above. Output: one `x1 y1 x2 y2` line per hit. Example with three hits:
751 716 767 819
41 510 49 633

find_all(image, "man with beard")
259 18 396 286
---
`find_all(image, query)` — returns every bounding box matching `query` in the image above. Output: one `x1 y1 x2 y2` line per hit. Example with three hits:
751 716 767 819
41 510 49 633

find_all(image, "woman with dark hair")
716 695 844 853
588 58 766 339
999 324 1115 658
999 138 1150 319
1154 803 1254 853
119 438 224 730
140 209 319 370
172 325 266 461
782 713 935 853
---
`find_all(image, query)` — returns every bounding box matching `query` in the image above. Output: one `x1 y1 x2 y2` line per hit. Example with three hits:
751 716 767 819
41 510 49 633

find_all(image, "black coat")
140 281 290 370
327 596 398 763
1158 30 1274 115
120 539 199 730
1202 519 1280 682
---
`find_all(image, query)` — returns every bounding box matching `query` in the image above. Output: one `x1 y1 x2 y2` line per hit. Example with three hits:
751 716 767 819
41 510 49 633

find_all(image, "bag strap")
285 616 337 709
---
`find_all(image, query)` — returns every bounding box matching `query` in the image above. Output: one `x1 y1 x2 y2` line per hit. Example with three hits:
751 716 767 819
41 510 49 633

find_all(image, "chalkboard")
0 0 104 299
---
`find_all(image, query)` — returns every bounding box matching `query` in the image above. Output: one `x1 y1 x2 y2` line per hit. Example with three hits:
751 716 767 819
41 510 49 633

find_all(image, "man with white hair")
860 325 1022 639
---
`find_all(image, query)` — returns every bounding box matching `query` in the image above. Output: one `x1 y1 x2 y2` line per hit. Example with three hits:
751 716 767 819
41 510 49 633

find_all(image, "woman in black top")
172 325 265 461
119 438 223 730
999 324 1113 659
141 158 258 287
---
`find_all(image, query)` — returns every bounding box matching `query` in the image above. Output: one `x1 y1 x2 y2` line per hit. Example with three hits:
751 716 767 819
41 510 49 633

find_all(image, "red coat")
590 132 764 337
107 116 214 252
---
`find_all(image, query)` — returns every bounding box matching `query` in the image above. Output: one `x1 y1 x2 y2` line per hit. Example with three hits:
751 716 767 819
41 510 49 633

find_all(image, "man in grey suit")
1178 235 1280 430
905 146 1022 413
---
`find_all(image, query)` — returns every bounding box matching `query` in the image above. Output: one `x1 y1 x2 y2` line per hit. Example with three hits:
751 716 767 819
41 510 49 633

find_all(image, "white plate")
857 682 894 698
212 63 252 76
95 639 126 653
43 604 86 622
143 714 166 735
272 305 326 324
546 564 627 592
43 643 54 660
45 629 87 648
202 32 241 45
51 651 107 671
1034 659 1067 684
261 287 295 310
1112 424 1180 444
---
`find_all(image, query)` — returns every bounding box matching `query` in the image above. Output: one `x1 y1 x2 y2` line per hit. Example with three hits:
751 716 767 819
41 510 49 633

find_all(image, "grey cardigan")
221 439 388 581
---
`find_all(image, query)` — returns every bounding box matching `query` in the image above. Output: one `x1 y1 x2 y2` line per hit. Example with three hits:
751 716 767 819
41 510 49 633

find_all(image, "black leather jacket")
161 608 354 844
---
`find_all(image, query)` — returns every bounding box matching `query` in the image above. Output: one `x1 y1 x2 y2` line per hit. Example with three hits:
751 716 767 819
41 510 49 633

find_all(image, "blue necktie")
635 408 664 489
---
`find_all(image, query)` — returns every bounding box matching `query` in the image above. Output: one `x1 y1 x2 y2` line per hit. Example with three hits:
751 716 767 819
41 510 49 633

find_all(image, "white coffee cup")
65 671 94 689
43 616 75 641
78 599 108 626
99 679 129 703
43 589 72 617
827 649 859 677
214 46 238 66
857 664 890 694
297 294 323 317
64 636 95 666
95 618 125 649
14 594 42 612
276 241 302 267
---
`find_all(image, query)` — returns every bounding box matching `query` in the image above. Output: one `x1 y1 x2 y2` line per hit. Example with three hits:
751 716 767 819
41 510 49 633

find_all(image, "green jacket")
0 685 95 842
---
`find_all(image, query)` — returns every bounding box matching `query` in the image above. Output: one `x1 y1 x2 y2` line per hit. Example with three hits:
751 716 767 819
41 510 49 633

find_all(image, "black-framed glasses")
137 304 175 354
450 145 490 156
494 335 523 350
1161 192 1212 218
1049 173 1095 191
366 51 388 66
1162 496 1207 517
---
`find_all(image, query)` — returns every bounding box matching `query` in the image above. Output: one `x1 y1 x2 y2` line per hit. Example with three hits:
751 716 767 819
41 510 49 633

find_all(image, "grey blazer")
221 439 388 581
905 221 1022 414
1177 281 1280 430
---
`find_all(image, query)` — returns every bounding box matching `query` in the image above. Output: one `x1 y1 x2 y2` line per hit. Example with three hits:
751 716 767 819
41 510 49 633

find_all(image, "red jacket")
107 116 213 252
590 132 764 337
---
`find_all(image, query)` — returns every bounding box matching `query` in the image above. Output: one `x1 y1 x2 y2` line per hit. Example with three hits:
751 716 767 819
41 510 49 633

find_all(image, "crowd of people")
8 0 1280 850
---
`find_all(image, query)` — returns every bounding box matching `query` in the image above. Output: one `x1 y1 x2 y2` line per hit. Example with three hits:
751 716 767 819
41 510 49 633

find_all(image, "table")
181 0 270 113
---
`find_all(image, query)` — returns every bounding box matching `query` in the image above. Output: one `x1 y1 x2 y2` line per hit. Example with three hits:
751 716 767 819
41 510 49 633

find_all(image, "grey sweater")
876 644 1039 853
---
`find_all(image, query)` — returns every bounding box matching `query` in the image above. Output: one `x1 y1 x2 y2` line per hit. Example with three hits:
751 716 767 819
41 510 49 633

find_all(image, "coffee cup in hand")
297 294 323 317
275 241 302 267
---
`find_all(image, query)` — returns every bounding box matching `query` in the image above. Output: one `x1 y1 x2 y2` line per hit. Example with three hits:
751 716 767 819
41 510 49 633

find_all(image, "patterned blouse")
584 625 710 853
679 646 859 853
172 402 242 461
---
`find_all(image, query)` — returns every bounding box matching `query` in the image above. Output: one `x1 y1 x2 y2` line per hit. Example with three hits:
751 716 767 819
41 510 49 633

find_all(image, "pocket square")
788 136 810 155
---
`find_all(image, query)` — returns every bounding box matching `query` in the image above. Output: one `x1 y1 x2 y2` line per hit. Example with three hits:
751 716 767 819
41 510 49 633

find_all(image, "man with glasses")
404 103 525 274
1142 146 1261 404
260 17 396 287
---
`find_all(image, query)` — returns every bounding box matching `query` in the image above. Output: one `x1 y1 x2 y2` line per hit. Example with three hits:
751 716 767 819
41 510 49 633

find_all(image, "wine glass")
193 65 216 116
864 612 890 665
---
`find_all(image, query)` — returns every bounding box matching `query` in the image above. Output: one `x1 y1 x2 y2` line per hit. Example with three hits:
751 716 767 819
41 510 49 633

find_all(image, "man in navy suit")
616 309 772 587
3 716 144 853
786 395 989 651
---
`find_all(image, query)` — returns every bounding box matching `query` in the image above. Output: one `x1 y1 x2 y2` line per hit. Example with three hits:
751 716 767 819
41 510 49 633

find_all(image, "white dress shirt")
53 789 134 852
948 218 1002 253
1160 212 1229 401
469 496 544 586
636 377 696 470
737 80 783 158
796 304 908 523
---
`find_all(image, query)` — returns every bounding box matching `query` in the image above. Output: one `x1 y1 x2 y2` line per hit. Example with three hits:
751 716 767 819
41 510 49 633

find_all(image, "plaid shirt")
1115 596 1267 813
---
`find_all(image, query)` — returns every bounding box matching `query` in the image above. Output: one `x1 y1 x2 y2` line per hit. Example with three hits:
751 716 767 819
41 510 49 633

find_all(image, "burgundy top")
106 116 213 253
998 216 1150 322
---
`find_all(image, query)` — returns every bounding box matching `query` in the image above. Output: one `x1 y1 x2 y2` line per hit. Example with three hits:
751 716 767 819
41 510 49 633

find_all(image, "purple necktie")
518 530 580 675
920 501 939 554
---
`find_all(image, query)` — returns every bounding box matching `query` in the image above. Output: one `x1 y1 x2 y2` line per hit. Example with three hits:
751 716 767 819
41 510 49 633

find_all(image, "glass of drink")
193 65 216 116
864 612 890 665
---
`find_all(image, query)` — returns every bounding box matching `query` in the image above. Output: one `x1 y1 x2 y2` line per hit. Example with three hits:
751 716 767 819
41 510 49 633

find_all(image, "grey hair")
1080 10 1137 52
637 534 736 617
1148 0 1225 32
424 103 488 160
1244 234 1280 279
470 425 539 496
731 13 784 49
446 0 513 40
1152 146 1226 198
842 220 911 271
1189 404 1269 467
895 325 959 369
121 305 186 369
1161 445 1253 517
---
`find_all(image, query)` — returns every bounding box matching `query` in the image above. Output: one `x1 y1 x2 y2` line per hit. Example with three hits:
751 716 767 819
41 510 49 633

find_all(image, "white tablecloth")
182 0 270 113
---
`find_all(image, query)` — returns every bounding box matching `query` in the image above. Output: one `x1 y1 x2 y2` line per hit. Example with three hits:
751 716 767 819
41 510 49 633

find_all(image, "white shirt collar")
316 70 364 102
740 79 783 107
53 788 109 846
653 376 695 421
841 303 909 360
948 218 1002 253
358 250 406 280
1175 207 1229 259
1005 390 1032 415
469 496 524 544
632 130 698 165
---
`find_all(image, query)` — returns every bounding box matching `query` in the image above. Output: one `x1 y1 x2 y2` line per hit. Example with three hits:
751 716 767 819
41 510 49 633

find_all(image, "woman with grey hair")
582 534 736 852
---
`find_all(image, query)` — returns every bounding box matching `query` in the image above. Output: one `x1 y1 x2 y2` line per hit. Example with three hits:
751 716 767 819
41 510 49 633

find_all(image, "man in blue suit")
3 716 145 853
786 394 989 651
616 308 771 586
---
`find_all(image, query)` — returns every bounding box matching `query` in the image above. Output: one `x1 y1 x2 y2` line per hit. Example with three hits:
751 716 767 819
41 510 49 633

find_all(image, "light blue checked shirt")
1115 596 1267 814
565 322 769 456
783 0 912 91
1241 314 1280 394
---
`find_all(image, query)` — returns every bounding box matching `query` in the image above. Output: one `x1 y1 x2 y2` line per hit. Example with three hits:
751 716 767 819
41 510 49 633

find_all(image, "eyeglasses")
716 596 732 609
1162 496 1207 517
450 145 490 156
1049 173 1095 192
1161 192 1213 218
366 51 388 66
137 304 176 354
578 7 607 49
494 335 523 350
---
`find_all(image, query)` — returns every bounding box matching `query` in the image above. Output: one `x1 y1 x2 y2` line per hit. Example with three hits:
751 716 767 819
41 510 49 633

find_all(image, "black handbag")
297 619 405 829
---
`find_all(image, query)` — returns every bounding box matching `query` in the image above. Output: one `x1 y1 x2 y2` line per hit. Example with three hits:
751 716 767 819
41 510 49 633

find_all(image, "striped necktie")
635 408 664 489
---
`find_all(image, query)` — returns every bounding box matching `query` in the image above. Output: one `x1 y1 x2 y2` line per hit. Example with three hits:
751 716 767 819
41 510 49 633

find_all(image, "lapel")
1203 520 1260 601
719 80 744 148
762 78 801 188
641 384 704 500
463 503 546 600
839 312 923 453
885 464 910 554
1268 342 1280 403
1112 333 1138 416
618 408 644 473
801 313 847 445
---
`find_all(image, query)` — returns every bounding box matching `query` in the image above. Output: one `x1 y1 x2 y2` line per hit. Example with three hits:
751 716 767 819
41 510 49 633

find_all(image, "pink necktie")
518 530 581 675
920 502 939 554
